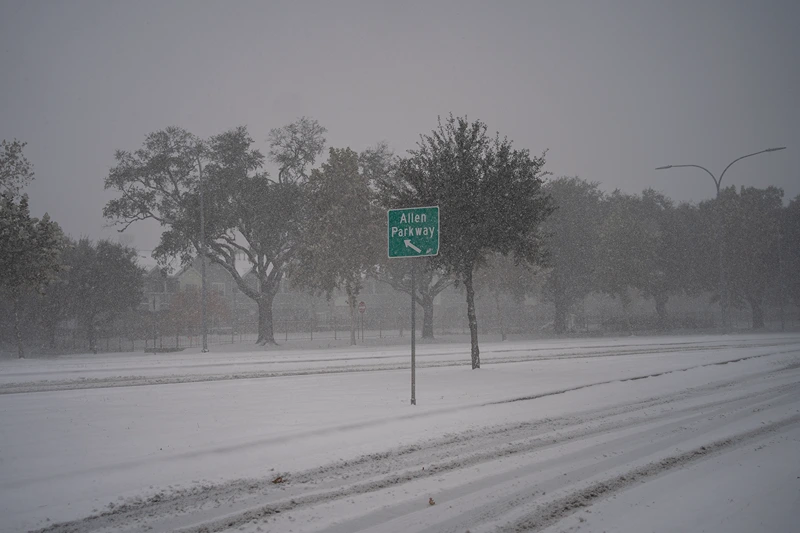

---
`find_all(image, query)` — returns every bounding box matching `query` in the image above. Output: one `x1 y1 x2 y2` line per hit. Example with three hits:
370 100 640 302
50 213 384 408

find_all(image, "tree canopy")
597 189 690 327
784 195 800 309
381 115 552 368
540 177 604 333
104 119 327 345
0 194 64 357
291 147 383 345
59 238 145 352
718 186 783 329
0 139 35 197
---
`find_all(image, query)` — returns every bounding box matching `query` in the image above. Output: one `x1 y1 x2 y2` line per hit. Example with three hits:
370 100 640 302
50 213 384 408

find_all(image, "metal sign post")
411 262 416 405
387 206 439 406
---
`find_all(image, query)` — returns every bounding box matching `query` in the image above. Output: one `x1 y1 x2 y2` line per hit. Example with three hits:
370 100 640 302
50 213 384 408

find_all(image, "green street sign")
388 206 440 258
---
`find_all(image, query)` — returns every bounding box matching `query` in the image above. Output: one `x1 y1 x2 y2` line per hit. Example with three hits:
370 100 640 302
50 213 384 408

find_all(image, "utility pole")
777 217 785 332
232 285 237 343
197 150 209 353
152 294 157 353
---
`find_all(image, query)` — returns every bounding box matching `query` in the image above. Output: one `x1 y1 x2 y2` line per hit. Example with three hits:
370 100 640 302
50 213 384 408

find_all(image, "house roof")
137 250 268 281
136 252 180 275
171 254 256 280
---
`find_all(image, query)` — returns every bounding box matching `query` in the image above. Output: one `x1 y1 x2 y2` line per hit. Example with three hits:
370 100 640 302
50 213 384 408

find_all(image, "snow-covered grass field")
1 333 799 532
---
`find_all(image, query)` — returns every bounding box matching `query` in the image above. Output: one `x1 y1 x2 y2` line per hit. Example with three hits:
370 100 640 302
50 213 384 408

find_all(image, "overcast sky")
1 0 797 252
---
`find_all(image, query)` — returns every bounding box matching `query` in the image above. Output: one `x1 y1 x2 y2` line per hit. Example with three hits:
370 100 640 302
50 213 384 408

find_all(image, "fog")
2 4 800 532
1 0 797 252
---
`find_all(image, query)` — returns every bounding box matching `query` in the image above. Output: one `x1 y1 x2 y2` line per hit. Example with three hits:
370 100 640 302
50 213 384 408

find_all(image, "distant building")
136 253 466 333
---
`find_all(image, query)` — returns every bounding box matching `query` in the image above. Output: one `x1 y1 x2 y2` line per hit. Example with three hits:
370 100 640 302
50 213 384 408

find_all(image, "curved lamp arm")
655 164 719 193
656 147 785 196
718 147 786 188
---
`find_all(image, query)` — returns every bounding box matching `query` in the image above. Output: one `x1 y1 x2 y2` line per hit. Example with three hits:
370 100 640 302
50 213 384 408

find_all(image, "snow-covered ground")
1 333 799 532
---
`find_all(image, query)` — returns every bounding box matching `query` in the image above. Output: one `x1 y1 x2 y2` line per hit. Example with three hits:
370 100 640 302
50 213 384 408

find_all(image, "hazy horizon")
2 0 797 252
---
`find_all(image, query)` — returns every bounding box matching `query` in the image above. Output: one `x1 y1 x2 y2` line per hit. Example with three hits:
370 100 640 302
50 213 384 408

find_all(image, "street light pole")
656 147 786 331
197 152 209 353
777 217 785 332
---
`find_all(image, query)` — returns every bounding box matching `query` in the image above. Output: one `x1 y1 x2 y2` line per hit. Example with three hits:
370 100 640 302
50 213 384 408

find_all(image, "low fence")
36 316 430 354
15 305 800 356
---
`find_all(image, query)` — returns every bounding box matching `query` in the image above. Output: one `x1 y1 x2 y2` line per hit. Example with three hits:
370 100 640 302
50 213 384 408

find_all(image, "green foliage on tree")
540 177 605 333
380 115 552 368
0 139 35 197
717 186 783 329
474 252 536 341
596 189 702 329
268 117 327 185
104 119 327 345
197 126 300 345
784 195 800 309
0 194 64 357
291 147 383 345
365 141 453 339
57 238 145 353
375 259 453 340
597 191 648 310
668 201 714 298
0 139 65 357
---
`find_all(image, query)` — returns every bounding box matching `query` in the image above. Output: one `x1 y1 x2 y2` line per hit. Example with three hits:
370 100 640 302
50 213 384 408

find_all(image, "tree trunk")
421 294 435 339
13 292 24 358
464 269 480 369
86 316 97 354
256 291 277 345
348 292 357 346
621 296 633 335
48 322 57 349
747 296 765 329
552 273 568 334
654 293 669 330
625 308 633 334
554 295 568 334
494 292 506 341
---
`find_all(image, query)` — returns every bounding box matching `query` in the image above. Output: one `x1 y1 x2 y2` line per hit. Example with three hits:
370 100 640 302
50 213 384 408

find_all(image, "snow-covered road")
1 334 799 532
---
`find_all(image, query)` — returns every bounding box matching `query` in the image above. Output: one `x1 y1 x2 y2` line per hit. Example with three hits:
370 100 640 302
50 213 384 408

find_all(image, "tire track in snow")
7 351 800 496
317 385 800 533
500 414 800 532
10 350 800 492
13 357 794 494
8 337 794 380
489 347 800 405
29 362 800 533
3 341 799 395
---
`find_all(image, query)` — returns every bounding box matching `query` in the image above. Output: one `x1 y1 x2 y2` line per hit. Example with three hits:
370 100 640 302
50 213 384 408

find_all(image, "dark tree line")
3 118 795 363
100 116 797 365
534 178 798 332
1 140 63 357
1 140 145 356
102 115 553 366
0 235 146 357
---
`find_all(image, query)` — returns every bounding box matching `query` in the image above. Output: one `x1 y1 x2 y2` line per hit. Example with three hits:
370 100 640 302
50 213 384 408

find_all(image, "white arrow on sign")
404 239 421 253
